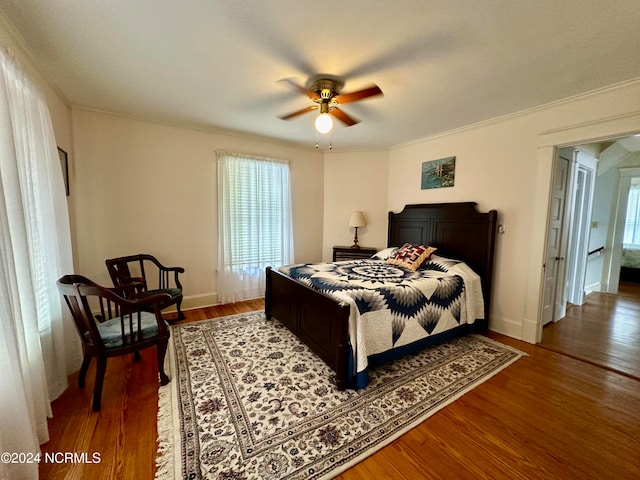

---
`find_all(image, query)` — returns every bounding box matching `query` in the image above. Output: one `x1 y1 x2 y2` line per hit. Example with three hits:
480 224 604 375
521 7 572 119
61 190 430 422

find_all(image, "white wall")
322 150 389 260
72 109 324 308
588 162 614 292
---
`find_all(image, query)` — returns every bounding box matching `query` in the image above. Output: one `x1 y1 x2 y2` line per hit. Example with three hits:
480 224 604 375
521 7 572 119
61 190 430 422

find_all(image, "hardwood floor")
40 300 640 479
539 281 640 380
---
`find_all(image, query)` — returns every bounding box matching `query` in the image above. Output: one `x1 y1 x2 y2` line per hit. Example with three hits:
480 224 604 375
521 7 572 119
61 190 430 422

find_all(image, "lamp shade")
348 211 366 228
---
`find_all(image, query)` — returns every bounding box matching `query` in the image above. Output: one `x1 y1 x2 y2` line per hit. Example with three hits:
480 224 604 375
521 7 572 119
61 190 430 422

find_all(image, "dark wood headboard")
388 202 498 318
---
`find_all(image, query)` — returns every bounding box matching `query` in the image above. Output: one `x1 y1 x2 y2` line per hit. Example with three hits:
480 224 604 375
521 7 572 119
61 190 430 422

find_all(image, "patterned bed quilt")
278 255 485 388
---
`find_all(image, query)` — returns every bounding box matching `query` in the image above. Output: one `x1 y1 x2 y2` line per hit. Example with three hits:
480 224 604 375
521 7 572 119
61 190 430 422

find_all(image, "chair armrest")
113 292 173 335
110 281 145 298
169 268 184 290
141 256 184 290
162 266 185 274
163 267 184 289
129 292 173 309
112 290 172 311
143 255 183 274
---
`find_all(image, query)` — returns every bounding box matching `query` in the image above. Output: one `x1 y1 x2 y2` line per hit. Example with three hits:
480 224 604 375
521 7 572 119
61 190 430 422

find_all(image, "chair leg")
78 353 92 388
92 357 107 411
176 299 185 321
157 339 170 386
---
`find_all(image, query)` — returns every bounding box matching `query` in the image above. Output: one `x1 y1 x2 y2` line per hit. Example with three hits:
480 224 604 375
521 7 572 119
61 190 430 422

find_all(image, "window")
623 179 640 249
217 151 294 303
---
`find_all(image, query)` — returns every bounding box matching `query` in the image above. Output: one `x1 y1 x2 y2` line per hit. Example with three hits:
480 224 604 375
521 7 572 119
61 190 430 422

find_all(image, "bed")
265 202 498 390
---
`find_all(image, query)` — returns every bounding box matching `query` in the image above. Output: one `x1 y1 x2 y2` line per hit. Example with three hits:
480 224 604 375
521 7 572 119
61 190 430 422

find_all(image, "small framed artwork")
421 156 455 189
58 147 69 196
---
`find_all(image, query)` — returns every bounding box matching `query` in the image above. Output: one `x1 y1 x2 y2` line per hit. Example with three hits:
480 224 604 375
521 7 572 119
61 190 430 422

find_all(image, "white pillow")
371 247 399 260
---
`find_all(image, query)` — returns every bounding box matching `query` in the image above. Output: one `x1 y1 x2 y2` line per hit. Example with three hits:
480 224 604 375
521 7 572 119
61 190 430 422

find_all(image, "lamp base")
351 226 361 249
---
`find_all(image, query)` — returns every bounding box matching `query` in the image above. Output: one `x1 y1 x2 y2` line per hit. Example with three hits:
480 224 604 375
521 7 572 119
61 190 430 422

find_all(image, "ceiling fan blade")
334 84 383 104
278 78 320 100
330 107 360 126
279 105 318 120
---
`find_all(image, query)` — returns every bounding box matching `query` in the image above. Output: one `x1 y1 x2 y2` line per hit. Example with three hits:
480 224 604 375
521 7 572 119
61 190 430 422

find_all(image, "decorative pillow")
386 243 437 270
371 247 399 260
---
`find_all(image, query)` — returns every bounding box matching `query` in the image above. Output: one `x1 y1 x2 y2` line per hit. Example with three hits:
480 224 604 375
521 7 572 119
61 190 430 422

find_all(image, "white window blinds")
217 151 294 303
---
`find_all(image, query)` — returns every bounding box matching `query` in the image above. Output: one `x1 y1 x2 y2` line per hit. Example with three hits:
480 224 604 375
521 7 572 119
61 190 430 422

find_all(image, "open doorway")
539 135 640 378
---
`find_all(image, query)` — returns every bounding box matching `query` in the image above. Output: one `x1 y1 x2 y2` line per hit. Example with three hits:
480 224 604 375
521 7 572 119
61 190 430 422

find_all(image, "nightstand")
332 246 377 262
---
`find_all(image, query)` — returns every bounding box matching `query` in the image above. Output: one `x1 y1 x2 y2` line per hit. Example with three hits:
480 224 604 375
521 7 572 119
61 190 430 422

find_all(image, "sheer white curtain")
0 47 81 479
623 182 640 249
217 151 294 304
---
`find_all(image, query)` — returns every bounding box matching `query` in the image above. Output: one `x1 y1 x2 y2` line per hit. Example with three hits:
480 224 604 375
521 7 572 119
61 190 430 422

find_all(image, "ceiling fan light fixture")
315 112 333 134
279 75 382 138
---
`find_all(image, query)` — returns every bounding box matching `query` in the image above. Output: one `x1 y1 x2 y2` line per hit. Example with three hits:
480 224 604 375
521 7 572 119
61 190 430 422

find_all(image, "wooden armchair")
56 274 172 411
106 254 185 321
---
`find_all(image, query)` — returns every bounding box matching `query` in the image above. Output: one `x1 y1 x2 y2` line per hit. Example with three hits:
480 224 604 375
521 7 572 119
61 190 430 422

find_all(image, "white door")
565 151 597 306
542 154 571 325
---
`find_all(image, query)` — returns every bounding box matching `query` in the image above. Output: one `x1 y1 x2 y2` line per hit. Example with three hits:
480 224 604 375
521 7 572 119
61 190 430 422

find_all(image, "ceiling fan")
278 74 383 133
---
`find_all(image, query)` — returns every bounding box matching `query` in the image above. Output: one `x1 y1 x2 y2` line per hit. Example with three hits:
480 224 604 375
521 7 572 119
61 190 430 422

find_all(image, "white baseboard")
520 316 540 344
160 292 219 313
584 282 602 296
489 315 537 344
183 293 219 310
164 292 265 313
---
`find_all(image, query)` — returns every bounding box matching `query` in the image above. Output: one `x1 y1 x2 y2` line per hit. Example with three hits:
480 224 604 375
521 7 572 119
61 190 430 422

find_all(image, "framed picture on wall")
421 156 455 189
58 147 69 196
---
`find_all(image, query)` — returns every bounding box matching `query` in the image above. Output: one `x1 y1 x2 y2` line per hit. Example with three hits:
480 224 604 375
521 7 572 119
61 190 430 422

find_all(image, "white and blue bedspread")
278 255 485 388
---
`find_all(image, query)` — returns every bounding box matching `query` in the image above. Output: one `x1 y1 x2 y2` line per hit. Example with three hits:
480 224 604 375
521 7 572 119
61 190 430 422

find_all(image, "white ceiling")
2 1 640 151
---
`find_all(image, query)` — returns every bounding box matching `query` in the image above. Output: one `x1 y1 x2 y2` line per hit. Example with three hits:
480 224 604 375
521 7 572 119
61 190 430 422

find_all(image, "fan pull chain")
313 131 333 150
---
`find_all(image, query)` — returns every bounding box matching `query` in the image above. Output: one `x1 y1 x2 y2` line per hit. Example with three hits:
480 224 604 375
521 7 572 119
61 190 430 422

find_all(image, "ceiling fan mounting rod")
309 78 342 100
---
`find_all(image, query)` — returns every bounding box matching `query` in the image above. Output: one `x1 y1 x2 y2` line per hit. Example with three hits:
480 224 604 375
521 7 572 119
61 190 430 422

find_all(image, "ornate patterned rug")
155 311 524 480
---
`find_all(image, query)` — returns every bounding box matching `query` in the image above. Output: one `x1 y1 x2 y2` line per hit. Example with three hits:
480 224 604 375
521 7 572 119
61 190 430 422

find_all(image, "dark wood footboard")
265 266 351 390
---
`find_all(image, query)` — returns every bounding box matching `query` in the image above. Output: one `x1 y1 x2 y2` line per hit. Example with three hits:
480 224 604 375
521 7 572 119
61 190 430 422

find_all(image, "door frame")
564 150 598 306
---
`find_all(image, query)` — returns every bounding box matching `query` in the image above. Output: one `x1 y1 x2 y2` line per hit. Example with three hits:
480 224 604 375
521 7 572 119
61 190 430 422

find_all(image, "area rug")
155 311 524 480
